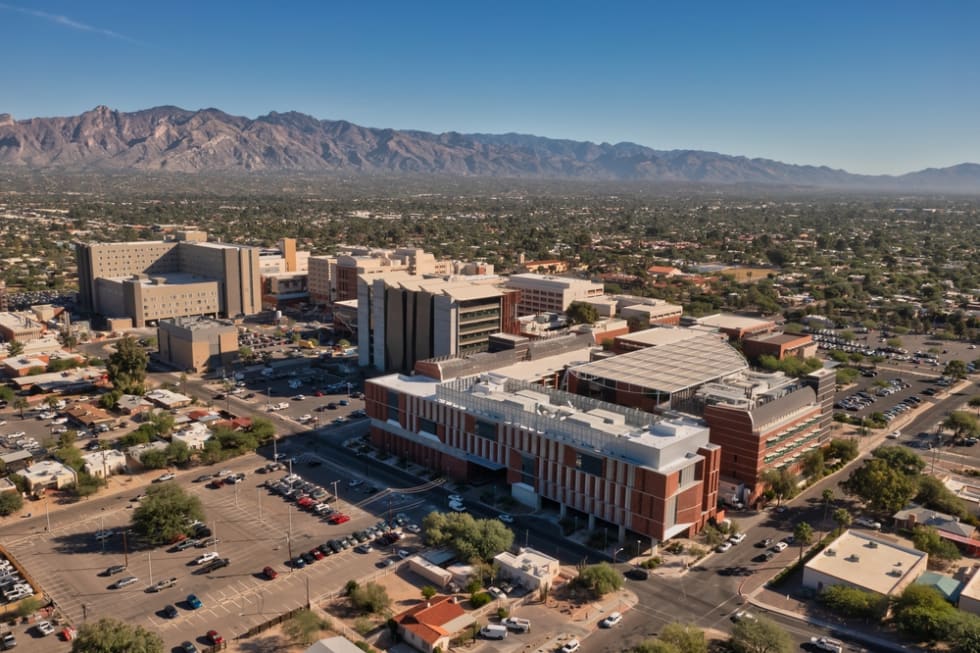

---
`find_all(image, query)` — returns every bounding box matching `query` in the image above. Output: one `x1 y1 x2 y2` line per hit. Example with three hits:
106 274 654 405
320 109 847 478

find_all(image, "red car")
262 566 278 580
207 630 224 645
313 390 324 397
297 496 316 509
329 513 351 525
309 548 325 560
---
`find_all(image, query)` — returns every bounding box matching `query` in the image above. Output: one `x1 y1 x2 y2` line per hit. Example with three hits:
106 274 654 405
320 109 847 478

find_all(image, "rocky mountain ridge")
1 105 978 192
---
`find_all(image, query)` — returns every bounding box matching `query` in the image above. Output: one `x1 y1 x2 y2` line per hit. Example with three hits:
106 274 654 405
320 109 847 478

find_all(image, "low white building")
172 422 213 450
494 547 560 591
18 460 77 492
304 636 366 653
144 389 193 409
803 530 928 597
81 449 127 479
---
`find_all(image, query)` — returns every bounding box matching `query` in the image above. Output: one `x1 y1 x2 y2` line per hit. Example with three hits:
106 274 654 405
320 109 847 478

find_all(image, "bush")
819 585 888 620
571 563 623 598
353 617 374 636
354 642 374 653
0 492 24 516
640 556 662 569
470 592 492 608
496 606 509 619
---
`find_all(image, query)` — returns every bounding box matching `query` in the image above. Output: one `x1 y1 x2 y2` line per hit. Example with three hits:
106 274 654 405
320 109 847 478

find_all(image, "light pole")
287 504 293 541
613 547 624 564
44 495 50 532
147 552 153 585
257 487 263 521
331 480 339 504
272 434 279 462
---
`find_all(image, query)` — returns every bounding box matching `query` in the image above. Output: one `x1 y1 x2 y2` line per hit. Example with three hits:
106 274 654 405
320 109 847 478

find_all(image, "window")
418 417 437 435
574 450 603 476
521 455 535 485
475 420 497 441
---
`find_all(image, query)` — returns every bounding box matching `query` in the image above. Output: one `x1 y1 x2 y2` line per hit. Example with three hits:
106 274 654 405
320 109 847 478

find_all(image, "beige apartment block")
504 273 605 316
157 317 239 374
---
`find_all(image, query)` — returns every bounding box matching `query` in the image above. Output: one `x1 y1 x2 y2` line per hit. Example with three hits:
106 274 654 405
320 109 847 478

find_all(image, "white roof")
805 530 927 595
617 327 701 347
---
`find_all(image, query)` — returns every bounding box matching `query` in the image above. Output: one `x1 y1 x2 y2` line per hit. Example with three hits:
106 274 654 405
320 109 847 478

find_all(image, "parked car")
207 630 224 646
149 577 177 592
155 473 176 483
716 541 733 553
103 564 126 576
561 639 581 653
600 611 623 628
35 620 55 636
163 604 179 619
263 566 278 580
497 513 515 524
193 552 219 565
729 532 747 545
810 637 844 653
502 617 531 633
855 517 882 530
186 594 203 609
110 575 139 589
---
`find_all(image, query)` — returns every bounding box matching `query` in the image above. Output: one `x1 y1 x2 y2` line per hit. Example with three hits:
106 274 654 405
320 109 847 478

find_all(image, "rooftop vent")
825 549 836 556
846 554 860 562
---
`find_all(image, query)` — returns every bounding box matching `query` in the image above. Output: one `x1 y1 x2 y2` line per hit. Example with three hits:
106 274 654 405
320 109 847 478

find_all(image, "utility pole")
147 552 153 585
257 487 262 521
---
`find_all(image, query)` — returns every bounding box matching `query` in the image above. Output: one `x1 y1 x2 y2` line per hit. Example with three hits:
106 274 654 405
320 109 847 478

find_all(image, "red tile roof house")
393 595 474 653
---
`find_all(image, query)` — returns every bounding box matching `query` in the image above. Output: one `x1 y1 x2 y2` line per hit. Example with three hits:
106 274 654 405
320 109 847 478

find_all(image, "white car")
561 639 581 653
35 620 55 636
771 541 788 552
855 517 882 530
397 549 412 559
448 494 464 503
298 414 313 423
497 513 515 524
729 532 747 545
886 430 901 439
600 611 623 628
193 552 220 565
716 541 733 553
810 637 844 653
450 503 467 512
94 529 115 541
488 586 507 599
110 575 139 589
155 473 176 483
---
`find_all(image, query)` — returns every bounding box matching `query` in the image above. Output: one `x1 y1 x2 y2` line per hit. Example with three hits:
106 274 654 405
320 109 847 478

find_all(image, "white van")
480 625 508 640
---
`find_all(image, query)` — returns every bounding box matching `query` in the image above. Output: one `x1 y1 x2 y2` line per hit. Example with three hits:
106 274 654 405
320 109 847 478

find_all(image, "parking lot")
1 446 439 652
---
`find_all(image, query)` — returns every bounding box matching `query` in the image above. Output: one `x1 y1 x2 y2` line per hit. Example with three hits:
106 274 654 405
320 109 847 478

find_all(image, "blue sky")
1 1 977 174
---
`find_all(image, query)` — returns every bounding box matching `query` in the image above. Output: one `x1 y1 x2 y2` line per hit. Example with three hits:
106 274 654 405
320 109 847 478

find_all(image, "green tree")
801 449 825 480
793 522 814 562
0 492 24 516
827 438 858 463
70 617 163 653
422 511 514 562
944 411 979 443
916 475 968 518
572 562 623 598
840 458 919 514
349 581 391 614
99 389 122 410
892 585 960 641
944 359 968 380
106 336 149 395
566 301 600 325
283 608 329 646
6 341 24 357
12 397 28 419
729 615 792 653
912 525 961 562
166 440 191 466
421 585 437 600
832 508 852 535
761 468 797 506
968 395 980 416
821 488 834 524
249 416 276 443
0 386 13 403
657 623 707 653
139 449 169 469
131 482 205 545
872 445 926 474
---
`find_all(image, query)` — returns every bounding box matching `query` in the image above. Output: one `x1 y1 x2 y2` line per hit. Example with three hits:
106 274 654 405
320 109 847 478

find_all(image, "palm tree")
12 397 28 419
833 508 852 536
821 488 834 525
794 522 814 562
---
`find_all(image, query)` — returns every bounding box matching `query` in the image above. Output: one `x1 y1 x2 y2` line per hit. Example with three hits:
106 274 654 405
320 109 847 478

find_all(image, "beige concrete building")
18 460 77 492
960 566 980 616
504 273 605 316
157 317 239 374
0 312 45 343
307 255 337 305
803 530 928 596
494 548 560 591
75 231 262 327
81 449 127 479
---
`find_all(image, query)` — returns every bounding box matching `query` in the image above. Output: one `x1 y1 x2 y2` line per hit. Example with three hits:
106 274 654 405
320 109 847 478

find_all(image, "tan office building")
157 317 239 373
75 231 262 327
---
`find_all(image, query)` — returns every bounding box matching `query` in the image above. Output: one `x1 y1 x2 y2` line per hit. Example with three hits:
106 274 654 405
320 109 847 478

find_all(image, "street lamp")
613 547 624 564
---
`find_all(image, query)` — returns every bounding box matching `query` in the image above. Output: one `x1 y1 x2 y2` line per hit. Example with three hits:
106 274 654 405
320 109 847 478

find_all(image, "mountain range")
1 105 978 192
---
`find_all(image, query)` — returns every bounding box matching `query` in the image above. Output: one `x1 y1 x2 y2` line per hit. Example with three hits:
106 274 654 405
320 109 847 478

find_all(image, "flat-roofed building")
307 255 337 305
145 389 193 409
0 312 45 343
960 566 980 616
803 530 928 596
158 317 239 373
18 460 77 492
81 449 127 479
505 273 605 316
494 548 560 591
365 373 721 542
699 370 831 505
742 332 817 362
75 231 262 327
687 313 777 341
359 273 519 372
